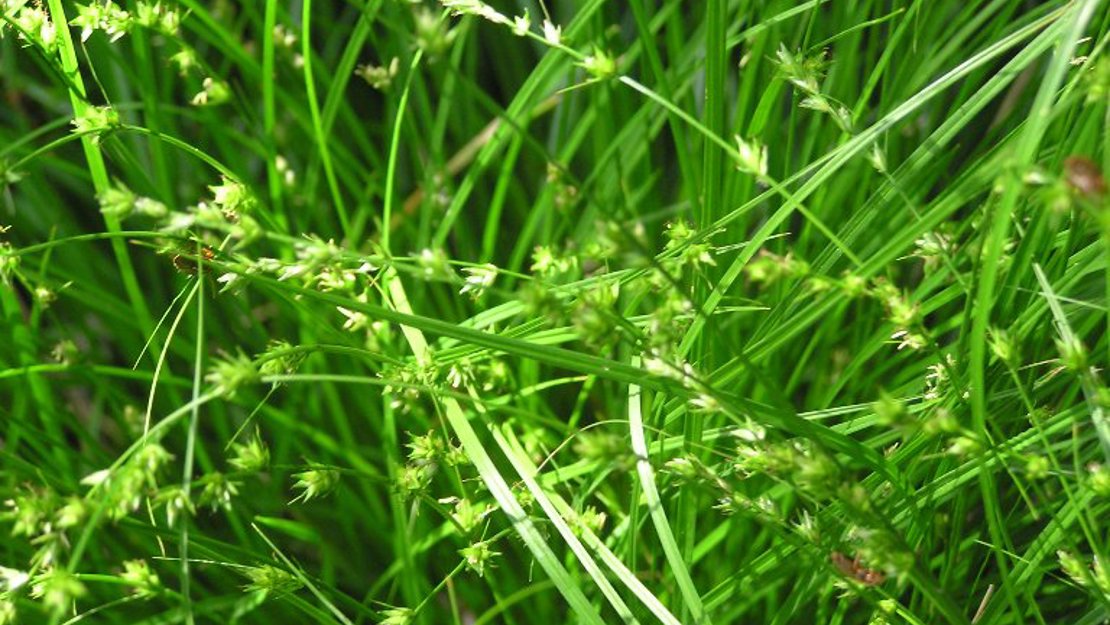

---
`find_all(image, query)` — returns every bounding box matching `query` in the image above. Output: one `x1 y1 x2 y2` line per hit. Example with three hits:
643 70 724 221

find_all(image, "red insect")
1064 156 1107 198
171 245 216 274
830 551 886 586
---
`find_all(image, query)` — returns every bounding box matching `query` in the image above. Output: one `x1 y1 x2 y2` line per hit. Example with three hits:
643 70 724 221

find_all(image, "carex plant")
1 1 1109 625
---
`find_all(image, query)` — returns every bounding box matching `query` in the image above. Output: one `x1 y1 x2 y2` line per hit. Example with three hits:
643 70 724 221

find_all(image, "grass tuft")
1 1 1109 624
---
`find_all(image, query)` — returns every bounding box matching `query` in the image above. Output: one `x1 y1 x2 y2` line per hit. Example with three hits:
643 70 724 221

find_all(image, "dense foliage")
1 1 1110 624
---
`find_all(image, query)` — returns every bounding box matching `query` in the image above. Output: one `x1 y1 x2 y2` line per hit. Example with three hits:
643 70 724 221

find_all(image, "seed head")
229 434 271 473
243 564 303 596
290 465 340 504
121 560 161 596
460 540 500 577
206 350 260 397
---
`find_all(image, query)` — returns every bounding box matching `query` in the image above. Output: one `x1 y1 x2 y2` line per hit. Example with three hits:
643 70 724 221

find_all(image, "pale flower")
542 19 561 46
460 263 497 299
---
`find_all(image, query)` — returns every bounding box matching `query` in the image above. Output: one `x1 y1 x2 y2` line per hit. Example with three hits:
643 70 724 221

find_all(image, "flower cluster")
546 163 580 212
838 526 915 584
580 47 617 81
775 46 852 133
98 181 168 220
290 465 341 504
85 443 175 523
244 235 370 288
71 1 132 42
413 7 458 58
733 437 843 501
0 242 19 286
445 356 510 393
151 177 262 253
71 105 121 145
437 0 539 45
570 505 607 537
255 340 306 386
397 430 467 499
744 250 809 286
460 263 498 299
229 433 271 474
662 218 716 275
378 606 414 625
439 0 509 25
4 3 58 53
912 231 954 271
446 497 492 534
198 472 241 511
0 439 182 618
71 1 179 42
120 559 161 597
734 135 769 177
191 76 231 107
416 247 453 281
643 293 692 357
30 569 86 613
530 245 578 280
870 278 927 351
571 281 622 350
242 564 303 596
1058 550 1110 598
206 350 260 398
572 430 635 469
356 57 400 91
459 539 499 577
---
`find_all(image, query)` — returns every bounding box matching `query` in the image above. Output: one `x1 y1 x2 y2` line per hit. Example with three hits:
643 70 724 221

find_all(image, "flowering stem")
43 0 154 345
383 49 425 255
301 0 350 235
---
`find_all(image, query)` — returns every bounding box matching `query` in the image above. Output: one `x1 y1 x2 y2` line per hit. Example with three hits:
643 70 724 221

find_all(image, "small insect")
171 245 216 274
1064 156 1107 198
830 551 886 586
